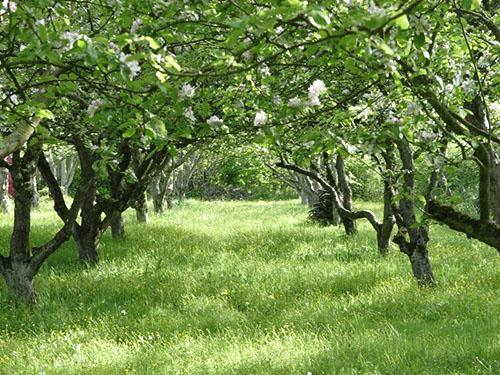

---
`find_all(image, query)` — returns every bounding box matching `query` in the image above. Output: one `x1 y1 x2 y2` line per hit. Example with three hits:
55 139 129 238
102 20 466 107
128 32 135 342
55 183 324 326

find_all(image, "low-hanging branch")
276 161 382 231
427 200 500 252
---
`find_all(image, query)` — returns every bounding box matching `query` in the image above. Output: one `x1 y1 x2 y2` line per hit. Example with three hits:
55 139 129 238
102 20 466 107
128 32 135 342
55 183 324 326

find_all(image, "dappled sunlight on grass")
0 200 498 373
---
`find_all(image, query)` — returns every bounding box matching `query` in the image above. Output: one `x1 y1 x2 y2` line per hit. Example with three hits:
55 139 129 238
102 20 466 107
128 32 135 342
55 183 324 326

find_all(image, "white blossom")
87 99 103 117
259 64 271 77
306 79 327 107
406 102 421 116
242 51 252 61
308 80 327 98
307 95 321 107
108 42 120 53
275 26 284 34
207 115 223 126
477 54 490 68
119 53 141 79
368 2 385 16
461 79 476 95
180 83 196 98
62 31 82 49
388 116 401 124
1 0 16 12
130 18 142 33
127 61 141 79
288 97 302 108
254 110 267 126
9 94 18 105
184 107 196 122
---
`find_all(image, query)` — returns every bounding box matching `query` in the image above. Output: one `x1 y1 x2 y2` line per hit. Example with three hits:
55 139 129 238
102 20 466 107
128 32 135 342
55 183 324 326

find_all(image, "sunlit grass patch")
0 199 498 374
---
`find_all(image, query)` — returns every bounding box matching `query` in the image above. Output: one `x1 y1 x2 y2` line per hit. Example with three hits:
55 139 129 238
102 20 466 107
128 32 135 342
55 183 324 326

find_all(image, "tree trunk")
135 191 149 223
74 228 100 264
409 245 435 285
2 148 39 302
490 153 500 224
150 172 166 215
395 140 435 286
336 154 357 234
0 167 10 213
110 212 125 239
377 151 397 255
73 191 101 264
2 261 36 304
31 174 40 209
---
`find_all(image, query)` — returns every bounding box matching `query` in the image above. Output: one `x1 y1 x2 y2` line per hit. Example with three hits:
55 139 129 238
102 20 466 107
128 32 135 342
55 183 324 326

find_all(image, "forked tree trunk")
395 140 435 286
73 191 101 264
74 196 101 265
73 140 100 264
1 148 39 303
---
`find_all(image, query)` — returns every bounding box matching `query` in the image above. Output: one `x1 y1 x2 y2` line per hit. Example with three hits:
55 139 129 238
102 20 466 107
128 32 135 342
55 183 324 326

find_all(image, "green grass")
0 199 498 374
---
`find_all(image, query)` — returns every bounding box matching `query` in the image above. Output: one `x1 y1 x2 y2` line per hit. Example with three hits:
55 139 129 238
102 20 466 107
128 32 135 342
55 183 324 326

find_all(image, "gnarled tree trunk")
394 139 435 286
110 212 125 239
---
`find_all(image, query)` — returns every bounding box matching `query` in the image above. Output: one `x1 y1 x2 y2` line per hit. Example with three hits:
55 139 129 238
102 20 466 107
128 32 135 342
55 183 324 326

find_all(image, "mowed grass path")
0 200 498 374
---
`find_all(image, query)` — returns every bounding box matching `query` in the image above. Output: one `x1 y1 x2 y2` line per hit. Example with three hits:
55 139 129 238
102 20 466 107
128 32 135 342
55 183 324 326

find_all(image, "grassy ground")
0 199 498 374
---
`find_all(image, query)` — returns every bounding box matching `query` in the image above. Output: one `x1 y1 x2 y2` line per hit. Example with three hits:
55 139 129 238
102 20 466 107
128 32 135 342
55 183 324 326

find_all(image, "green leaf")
123 128 136 138
379 41 394 56
164 55 182 72
414 33 425 49
140 36 160 49
307 10 331 30
156 71 168 82
394 14 409 30
76 39 87 48
36 109 55 120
